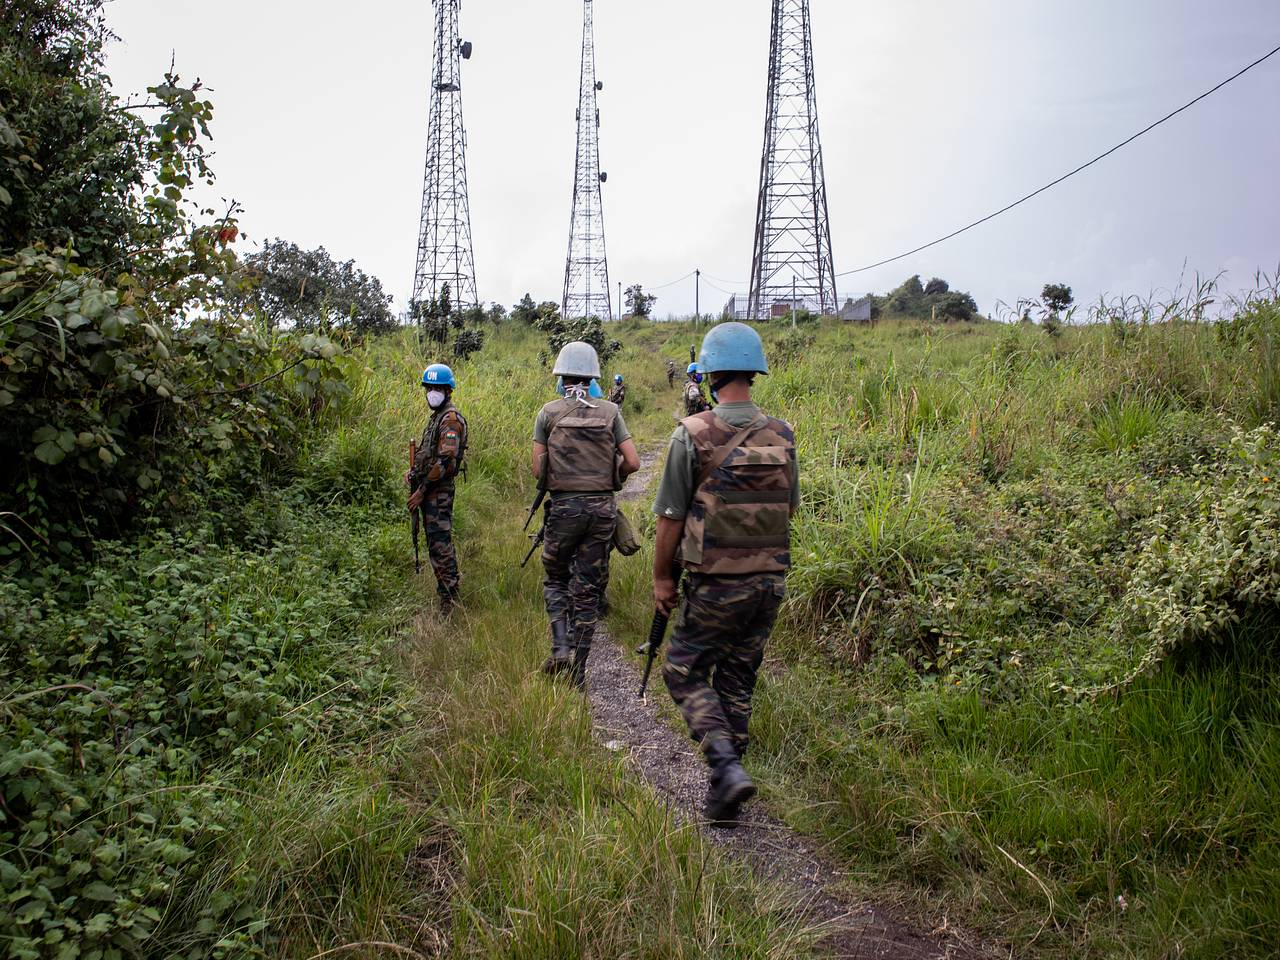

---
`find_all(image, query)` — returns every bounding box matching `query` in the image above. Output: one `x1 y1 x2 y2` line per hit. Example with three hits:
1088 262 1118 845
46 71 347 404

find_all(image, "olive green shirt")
652 402 800 520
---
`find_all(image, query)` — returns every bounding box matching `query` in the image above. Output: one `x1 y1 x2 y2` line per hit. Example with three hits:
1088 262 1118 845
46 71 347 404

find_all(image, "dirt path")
585 451 986 959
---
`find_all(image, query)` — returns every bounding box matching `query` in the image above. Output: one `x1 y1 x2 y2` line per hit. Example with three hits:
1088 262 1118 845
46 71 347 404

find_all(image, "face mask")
427 390 446 409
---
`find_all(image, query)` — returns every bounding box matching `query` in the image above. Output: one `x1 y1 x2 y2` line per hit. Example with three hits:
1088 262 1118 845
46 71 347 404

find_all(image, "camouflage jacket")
678 410 795 575
608 384 626 406
683 380 710 416
414 402 468 488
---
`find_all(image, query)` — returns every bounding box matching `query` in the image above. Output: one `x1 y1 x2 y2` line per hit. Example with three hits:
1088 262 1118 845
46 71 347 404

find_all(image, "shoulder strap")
696 414 768 488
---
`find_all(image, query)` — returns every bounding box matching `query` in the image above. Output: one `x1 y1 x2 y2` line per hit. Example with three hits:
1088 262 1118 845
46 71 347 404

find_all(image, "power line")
645 270 697 290
836 41 1280 278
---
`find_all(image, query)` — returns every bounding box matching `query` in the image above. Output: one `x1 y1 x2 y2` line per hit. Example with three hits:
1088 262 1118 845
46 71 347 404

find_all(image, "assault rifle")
408 440 422 574
638 561 683 698
521 451 549 568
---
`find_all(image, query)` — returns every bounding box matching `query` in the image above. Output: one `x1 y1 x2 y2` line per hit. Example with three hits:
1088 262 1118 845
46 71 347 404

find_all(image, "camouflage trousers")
541 494 616 650
662 572 786 759
419 485 460 604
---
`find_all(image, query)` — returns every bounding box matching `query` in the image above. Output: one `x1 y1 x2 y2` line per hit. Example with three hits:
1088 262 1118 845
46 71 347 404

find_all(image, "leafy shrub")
0 516 406 959
1120 425 1280 675
535 311 621 367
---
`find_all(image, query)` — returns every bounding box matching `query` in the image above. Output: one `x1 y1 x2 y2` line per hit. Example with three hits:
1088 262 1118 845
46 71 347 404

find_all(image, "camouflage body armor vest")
543 397 620 493
680 411 795 575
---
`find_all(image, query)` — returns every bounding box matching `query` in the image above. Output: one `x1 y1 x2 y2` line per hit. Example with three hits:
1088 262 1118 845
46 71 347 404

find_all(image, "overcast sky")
104 0 1280 319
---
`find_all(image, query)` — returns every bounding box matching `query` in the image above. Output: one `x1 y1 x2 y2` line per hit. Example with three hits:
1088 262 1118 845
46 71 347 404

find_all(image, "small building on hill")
839 296 873 322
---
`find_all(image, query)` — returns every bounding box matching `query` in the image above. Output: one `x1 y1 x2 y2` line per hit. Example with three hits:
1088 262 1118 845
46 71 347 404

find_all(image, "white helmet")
553 341 601 379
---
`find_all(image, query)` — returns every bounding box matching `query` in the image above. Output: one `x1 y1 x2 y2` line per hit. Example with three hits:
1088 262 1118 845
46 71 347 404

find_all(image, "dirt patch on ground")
585 451 987 959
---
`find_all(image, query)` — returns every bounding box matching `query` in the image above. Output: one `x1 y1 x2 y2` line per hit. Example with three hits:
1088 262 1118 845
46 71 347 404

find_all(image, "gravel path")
583 450 986 959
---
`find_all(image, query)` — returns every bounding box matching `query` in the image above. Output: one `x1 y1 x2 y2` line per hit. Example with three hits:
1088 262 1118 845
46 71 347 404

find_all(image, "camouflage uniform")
655 404 798 761
608 383 626 407
683 378 710 416
413 401 467 607
534 395 630 684
666 360 677 388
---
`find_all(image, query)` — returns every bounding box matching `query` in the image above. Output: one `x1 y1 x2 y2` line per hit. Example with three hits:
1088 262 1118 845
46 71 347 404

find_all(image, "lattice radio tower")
562 0 612 321
413 0 478 312
748 0 837 319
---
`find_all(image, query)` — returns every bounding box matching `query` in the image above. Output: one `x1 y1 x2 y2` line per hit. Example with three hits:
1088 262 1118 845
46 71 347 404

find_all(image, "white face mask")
427 390 446 409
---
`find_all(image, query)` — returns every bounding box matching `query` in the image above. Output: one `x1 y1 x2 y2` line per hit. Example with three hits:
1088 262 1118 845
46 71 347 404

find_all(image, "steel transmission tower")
413 0 478 312
748 0 837 319
562 0 612 321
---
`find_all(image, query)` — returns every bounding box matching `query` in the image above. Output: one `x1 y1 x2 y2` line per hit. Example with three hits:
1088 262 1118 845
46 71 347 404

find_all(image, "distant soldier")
651 323 799 826
666 359 677 388
409 363 468 613
608 374 626 406
532 342 640 687
683 362 710 416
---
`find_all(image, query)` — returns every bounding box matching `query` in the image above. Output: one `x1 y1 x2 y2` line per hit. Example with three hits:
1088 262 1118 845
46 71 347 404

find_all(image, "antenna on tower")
748 0 837 319
562 0 613 322
413 0 478 321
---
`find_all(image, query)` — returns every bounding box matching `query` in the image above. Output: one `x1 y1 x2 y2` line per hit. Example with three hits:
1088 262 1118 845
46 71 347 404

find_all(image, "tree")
624 283 657 319
244 239 394 334
932 291 978 322
486 302 507 324
924 277 950 296
535 308 621 368
1041 284 1074 314
511 293 538 325
885 275 926 315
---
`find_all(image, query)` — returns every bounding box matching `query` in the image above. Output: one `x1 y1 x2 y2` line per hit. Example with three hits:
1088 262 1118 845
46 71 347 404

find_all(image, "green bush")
0 513 407 959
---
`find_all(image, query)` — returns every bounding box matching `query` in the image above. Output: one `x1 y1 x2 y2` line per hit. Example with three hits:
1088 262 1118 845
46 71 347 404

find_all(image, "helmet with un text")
699 322 769 375
422 363 456 389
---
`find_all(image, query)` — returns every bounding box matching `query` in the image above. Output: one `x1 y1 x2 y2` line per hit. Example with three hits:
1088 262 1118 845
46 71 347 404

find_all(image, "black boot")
570 646 589 690
703 741 756 827
540 620 572 676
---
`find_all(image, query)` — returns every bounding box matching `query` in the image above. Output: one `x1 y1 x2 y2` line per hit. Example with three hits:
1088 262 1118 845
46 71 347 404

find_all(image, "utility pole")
791 275 797 329
695 269 701 325
748 0 837 320
562 0 613 322
618 280 622 317
413 0 478 317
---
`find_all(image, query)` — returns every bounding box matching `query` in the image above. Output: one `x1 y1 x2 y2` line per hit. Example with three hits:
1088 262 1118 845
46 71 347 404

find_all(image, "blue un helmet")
422 363 456 390
699 322 769 375
555 376 606 398
614 374 623 384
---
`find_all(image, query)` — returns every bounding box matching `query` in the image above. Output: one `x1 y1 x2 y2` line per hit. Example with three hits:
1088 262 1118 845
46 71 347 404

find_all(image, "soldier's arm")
653 517 683 616
618 438 640 477
424 413 464 483
531 442 547 480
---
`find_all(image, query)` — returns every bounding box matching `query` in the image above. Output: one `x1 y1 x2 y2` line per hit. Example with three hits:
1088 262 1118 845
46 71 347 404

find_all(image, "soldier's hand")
654 576 678 617
408 489 425 512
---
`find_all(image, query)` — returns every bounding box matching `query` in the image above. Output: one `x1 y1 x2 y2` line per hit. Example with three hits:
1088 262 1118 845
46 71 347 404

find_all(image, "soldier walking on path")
608 373 626 407
651 323 799 826
683 362 711 416
532 342 640 688
409 364 469 614
666 359 677 388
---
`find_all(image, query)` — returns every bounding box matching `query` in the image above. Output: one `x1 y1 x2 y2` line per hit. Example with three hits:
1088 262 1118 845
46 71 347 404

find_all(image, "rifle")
639 562 684 698
521 522 545 568
409 440 422 574
523 451 549 532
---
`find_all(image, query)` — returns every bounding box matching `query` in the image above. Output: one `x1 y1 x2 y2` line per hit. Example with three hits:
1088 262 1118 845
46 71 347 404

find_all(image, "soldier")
409 363 469 613
608 374 626 406
666 359 677 388
651 323 799 826
533 342 640 688
683 362 710 416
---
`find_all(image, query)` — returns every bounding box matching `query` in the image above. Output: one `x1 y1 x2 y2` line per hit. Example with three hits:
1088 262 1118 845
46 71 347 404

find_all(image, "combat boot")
703 741 756 827
540 620 572 676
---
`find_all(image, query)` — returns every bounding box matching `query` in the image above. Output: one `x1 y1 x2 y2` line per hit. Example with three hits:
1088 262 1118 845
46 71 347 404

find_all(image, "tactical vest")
543 397 619 493
680 411 795 575
422 403 468 486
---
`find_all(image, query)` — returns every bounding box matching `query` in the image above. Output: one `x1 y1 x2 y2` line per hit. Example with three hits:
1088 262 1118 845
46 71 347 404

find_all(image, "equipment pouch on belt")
612 507 641 556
